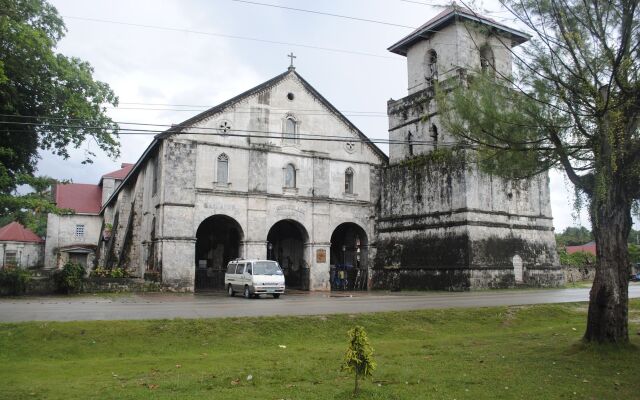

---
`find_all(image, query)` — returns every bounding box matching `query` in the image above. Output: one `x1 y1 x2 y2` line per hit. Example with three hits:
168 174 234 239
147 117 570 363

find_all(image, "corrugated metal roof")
0 222 43 243
55 183 102 214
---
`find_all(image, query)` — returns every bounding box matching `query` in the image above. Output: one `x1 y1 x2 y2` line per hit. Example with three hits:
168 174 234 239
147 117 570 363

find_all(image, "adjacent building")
0 222 44 268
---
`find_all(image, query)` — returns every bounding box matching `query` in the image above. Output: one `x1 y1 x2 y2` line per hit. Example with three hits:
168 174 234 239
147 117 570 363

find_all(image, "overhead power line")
0 120 467 147
230 0 416 29
117 102 388 114
63 15 397 60
108 106 389 117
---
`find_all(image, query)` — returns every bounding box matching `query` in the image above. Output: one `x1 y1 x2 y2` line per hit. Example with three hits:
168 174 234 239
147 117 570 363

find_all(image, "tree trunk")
354 373 359 394
584 189 631 343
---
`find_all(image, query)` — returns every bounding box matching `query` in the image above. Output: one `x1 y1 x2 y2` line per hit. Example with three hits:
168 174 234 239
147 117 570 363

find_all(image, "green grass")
1 301 639 399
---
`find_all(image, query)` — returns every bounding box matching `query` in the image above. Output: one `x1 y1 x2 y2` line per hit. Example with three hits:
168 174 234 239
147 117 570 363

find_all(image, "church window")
284 163 296 188
430 124 438 149
283 117 297 145
426 50 438 86
345 167 354 194
407 131 414 156
217 153 229 184
287 92 295 101
480 45 495 75
151 156 159 195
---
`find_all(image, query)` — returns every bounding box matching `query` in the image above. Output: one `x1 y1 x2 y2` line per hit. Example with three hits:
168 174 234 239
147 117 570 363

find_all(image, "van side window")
226 263 236 274
235 263 245 274
246 264 252 275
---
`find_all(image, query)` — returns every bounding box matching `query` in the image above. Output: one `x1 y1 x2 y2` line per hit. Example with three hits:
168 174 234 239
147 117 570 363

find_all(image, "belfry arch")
194 215 244 291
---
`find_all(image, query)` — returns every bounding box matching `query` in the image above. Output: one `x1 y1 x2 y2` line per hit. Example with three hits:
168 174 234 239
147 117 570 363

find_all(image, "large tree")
439 0 639 343
0 0 119 226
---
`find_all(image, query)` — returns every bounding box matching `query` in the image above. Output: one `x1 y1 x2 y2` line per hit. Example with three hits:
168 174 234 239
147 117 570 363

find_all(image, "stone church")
81 6 562 291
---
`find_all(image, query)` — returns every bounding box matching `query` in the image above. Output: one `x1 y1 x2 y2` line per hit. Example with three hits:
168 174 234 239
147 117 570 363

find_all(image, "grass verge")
1 300 639 399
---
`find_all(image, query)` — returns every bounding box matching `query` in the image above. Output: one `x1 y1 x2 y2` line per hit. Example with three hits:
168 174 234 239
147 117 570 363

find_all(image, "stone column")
160 238 196 291
308 242 331 291
243 240 268 260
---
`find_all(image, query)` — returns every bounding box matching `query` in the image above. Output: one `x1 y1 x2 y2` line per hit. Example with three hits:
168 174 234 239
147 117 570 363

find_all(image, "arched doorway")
330 223 368 291
195 215 243 291
267 219 309 290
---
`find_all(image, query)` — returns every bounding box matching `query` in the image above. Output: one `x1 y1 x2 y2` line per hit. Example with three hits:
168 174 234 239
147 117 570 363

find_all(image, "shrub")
342 326 376 394
0 267 31 295
92 267 127 278
559 249 596 267
53 262 85 294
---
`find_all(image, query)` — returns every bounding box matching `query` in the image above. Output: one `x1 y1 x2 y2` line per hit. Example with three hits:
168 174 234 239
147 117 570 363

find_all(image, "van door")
244 262 253 289
234 263 245 291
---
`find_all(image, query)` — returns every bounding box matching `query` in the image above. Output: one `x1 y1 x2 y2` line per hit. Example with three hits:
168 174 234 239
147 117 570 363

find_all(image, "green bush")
559 249 596 267
92 267 127 278
0 267 32 295
53 262 85 294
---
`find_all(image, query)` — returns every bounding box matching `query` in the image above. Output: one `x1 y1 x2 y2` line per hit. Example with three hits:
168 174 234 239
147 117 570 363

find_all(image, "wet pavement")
1 284 639 322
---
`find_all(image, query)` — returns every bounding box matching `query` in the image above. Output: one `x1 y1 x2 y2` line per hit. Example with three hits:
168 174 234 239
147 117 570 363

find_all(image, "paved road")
1 285 639 322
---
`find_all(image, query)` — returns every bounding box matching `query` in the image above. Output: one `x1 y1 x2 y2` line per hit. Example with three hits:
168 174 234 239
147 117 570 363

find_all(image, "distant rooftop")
55 183 102 214
101 163 134 181
0 222 43 243
388 4 530 56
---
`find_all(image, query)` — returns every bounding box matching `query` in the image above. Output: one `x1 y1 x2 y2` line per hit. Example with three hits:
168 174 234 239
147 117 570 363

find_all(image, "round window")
287 92 295 101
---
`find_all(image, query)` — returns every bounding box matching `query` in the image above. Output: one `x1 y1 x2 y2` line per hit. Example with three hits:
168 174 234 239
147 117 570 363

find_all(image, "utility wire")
230 0 416 29
62 15 397 60
117 102 388 114
0 120 467 147
107 106 389 117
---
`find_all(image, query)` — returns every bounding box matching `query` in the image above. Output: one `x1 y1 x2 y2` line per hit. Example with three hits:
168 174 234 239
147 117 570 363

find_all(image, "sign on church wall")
316 248 326 264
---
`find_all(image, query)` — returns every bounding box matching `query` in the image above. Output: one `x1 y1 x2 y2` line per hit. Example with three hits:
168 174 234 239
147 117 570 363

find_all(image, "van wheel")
272 294 280 299
244 286 251 299
227 285 235 297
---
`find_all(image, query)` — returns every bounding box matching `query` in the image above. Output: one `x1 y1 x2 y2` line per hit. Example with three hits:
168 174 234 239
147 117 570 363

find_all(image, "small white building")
44 164 133 270
0 222 44 268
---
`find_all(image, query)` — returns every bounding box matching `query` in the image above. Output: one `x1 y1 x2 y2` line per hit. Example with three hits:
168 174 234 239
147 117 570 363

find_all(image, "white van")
224 259 285 299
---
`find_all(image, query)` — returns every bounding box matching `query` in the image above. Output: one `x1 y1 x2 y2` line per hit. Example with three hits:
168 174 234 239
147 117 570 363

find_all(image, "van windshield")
253 261 283 276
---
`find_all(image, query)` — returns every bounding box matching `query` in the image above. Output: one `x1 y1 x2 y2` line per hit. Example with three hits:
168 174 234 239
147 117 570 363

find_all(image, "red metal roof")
102 163 134 180
566 242 596 255
0 222 44 243
55 183 102 214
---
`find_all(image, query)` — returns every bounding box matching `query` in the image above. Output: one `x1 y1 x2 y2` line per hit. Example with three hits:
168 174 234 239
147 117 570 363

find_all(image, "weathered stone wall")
44 213 101 269
374 152 563 291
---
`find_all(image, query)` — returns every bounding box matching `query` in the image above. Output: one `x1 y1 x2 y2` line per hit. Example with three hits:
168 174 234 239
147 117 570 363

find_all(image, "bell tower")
386 4 529 162
373 5 563 291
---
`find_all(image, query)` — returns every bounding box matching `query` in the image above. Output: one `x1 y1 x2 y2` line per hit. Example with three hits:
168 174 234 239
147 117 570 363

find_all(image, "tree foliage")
342 326 376 394
438 0 639 343
0 0 119 225
555 226 593 247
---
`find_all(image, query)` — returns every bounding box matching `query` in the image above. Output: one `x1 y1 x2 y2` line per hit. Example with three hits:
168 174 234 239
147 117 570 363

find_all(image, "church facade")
90 6 563 291
97 69 385 291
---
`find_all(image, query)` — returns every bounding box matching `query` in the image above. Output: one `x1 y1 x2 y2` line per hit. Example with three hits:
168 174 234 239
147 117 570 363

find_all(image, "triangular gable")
169 69 388 163
101 69 389 211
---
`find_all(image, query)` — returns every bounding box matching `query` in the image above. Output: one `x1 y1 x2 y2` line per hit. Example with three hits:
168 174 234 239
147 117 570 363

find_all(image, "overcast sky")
37 0 591 231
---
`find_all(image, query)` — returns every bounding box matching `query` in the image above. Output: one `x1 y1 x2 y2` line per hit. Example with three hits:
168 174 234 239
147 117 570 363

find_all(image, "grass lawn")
1 300 639 399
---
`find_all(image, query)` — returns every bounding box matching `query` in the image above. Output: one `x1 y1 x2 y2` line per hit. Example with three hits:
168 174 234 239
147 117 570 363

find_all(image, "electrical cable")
230 0 416 29
62 15 398 60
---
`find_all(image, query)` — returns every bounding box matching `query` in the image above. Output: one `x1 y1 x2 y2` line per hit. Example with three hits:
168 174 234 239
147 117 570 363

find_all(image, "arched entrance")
267 219 309 290
330 223 368 291
195 215 243 291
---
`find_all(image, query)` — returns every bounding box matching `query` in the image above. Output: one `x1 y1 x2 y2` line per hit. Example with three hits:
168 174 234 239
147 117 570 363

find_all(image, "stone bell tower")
373 5 563 290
